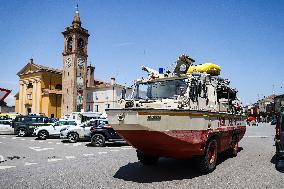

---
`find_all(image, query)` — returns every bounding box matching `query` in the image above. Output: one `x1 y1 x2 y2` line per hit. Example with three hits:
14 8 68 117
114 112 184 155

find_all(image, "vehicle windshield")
134 79 187 100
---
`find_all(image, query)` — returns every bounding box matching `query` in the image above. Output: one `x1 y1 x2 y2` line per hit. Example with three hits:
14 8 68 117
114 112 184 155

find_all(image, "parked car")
247 116 258 126
12 115 53 137
275 113 284 160
0 119 13 134
60 119 108 143
90 122 124 147
33 119 79 140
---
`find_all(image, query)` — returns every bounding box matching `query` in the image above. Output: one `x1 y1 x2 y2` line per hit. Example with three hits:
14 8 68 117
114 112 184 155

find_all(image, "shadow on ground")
85 142 129 147
114 147 243 183
271 154 284 173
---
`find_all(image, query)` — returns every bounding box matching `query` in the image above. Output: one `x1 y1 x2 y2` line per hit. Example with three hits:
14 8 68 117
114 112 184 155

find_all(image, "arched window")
67 37 73 50
78 38 84 48
55 84 62 90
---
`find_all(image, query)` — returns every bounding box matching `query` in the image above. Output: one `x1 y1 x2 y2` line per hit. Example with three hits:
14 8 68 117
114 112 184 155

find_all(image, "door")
50 121 67 136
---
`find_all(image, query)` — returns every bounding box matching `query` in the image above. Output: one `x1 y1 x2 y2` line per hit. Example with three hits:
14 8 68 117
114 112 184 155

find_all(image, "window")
68 121 77 125
105 104 110 109
95 105 99 112
27 94 32 100
67 37 72 50
78 38 84 48
88 105 91 111
55 84 62 90
27 82 33 89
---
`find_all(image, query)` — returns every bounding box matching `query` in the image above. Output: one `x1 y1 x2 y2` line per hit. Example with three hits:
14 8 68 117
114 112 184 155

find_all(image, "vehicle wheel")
68 133 79 143
17 128 27 137
197 139 218 173
228 135 239 157
38 130 48 140
91 134 106 147
137 150 159 165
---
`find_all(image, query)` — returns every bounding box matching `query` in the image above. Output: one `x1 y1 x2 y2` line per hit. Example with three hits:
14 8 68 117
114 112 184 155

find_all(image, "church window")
68 72 69 76
55 84 62 90
27 82 33 89
67 37 73 50
78 38 84 48
67 89 69 94
27 94 32 100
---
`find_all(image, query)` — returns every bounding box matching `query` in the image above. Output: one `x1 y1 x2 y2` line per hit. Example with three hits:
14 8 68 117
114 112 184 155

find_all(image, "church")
15 8 132 118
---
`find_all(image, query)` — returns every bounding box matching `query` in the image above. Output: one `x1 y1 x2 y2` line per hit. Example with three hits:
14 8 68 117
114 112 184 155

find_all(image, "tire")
197 139 218 173
91 134 106 147
137 150 159 165
228 135 239 157
38 130 49 140
68 132 79 143
17 128 27 137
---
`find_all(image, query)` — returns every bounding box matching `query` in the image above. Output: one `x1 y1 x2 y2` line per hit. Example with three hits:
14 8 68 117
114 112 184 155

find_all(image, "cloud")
113 42 134 47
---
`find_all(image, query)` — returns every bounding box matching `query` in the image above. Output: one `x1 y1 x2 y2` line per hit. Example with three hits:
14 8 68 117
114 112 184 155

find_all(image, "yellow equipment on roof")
187 63 221 76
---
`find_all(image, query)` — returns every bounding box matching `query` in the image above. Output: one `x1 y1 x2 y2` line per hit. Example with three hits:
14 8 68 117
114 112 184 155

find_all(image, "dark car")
12 115 52 137
90 122 124 147
275 112 284 160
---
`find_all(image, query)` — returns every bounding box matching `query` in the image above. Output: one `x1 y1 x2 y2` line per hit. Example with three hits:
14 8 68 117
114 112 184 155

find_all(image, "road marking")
29 147 54 152
20 139 26 141
12 137 17 140
83 154 94 157
0 166 16 170
48 142 53 144
56 143 61 145
98 152 107 154
48 158 63 162
65 156 76 159
30 140 35 142
245 136 269 138
73 143 82 146
1 137 6 139
0 155 4 162
24 162 38 166
64 144 69 146
110 149 120 152
39 141 43 143
0 142 2 144
121 147 132 150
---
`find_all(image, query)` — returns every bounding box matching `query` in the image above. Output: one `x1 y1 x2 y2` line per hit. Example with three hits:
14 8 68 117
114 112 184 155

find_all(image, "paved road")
0 123 283 189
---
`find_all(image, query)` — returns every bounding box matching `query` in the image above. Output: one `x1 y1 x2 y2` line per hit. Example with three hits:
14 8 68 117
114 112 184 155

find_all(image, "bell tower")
62 5 90 116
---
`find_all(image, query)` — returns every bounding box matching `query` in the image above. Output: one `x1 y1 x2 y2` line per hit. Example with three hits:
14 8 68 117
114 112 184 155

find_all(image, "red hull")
117 126 246 159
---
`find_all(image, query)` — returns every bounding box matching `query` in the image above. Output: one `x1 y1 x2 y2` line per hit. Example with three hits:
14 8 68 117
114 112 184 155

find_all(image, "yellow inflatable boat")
187 63 221 76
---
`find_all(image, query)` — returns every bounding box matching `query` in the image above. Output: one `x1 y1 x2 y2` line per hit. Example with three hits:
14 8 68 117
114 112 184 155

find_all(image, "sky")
0 0 283 106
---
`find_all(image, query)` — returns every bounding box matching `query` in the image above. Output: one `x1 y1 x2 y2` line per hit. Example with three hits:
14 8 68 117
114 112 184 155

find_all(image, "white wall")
92 86 132 113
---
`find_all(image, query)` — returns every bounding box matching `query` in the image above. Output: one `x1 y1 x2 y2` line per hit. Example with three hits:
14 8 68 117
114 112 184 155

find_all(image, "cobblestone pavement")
0 123 283 189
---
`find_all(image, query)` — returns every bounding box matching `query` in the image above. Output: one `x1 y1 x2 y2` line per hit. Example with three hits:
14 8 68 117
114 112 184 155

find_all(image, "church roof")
17 59 62 76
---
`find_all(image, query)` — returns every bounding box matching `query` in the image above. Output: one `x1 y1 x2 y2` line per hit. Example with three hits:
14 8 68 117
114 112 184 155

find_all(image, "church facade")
15 60 62 118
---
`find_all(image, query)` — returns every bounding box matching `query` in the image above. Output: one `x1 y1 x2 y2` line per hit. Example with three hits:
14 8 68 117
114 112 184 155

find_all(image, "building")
15 59 62 118
14 7 132 118
93 78 132 113
61 7 90 116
